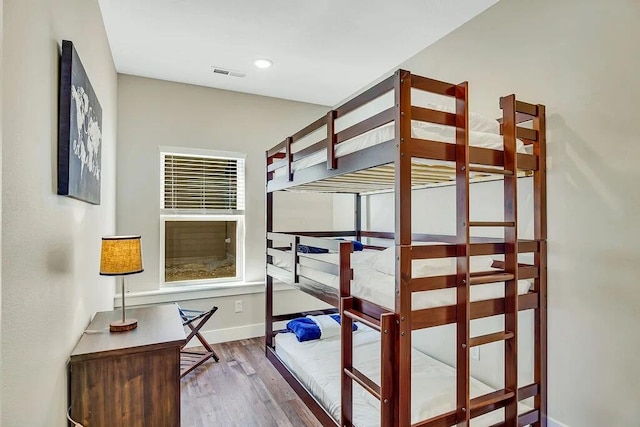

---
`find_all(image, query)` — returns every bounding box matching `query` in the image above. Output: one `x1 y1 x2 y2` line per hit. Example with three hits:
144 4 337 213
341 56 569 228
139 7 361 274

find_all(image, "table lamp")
100 235 144 332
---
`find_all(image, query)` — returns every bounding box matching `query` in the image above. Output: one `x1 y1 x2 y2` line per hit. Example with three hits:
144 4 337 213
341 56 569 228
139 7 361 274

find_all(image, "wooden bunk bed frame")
265 69 547 427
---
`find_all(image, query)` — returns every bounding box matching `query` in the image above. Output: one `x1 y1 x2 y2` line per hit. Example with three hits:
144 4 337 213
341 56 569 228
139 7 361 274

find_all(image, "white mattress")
274 122 526 179
275 326 530 426
272 250 532 311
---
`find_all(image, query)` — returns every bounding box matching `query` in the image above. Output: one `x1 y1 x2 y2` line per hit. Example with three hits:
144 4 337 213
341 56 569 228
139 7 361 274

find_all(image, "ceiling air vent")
211 66 246 78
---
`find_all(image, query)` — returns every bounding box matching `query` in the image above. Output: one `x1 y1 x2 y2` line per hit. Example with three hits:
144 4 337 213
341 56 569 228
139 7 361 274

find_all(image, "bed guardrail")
266 70 538 194
265 73 397 188
266 232 354 304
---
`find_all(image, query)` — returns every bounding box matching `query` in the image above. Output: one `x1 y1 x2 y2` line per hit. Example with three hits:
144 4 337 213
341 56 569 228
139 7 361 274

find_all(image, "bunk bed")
265 69 547 427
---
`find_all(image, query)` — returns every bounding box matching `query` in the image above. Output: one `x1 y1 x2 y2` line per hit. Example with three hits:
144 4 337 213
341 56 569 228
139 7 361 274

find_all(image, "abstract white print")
58 40 102 204
71 85 101 182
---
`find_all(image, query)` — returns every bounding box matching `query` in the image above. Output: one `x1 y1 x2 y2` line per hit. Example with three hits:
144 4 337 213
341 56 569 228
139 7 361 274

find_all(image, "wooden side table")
69 304 186 426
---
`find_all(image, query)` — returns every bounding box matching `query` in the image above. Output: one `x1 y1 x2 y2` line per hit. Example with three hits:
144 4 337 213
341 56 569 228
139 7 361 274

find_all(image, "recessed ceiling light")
254 59 273 69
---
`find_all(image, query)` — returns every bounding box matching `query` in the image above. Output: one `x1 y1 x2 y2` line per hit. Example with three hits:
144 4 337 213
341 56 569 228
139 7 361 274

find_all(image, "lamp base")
110 318 138 332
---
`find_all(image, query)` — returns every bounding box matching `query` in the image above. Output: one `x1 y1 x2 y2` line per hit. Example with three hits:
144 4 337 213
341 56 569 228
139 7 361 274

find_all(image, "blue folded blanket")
286 314 357 342
286 317 321 341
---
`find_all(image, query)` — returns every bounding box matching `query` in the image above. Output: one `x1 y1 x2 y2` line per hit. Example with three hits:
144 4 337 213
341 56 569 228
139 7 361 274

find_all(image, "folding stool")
177 305 220 378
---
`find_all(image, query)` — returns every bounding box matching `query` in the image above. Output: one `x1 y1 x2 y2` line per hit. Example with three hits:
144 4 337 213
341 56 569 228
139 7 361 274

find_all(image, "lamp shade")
100 235 144 276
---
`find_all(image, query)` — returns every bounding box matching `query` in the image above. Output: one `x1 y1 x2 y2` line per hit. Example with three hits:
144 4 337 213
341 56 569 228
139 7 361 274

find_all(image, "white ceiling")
98 0 498 106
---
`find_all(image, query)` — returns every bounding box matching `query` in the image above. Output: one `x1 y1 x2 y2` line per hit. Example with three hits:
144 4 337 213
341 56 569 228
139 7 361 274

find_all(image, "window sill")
114 280 293 308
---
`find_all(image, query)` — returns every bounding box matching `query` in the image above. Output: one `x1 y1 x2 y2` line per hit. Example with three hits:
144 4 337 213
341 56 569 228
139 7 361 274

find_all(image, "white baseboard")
548 417 569 427
115 281 295 308
184 322 265 347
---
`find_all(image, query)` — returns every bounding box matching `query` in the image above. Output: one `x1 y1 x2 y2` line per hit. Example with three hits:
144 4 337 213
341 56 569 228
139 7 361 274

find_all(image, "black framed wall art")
57 40 102 205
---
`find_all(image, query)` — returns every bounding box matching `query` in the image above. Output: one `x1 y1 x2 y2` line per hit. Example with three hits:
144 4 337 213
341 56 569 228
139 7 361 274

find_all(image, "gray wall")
116 75 333 341
117 74 333 291
1 0 118 425
0 0 4 419
335 0 640 425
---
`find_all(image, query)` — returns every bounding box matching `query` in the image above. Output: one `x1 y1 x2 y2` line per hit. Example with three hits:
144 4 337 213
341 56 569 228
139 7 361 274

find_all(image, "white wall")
349 179 535 389
1 0 117 425
117 74 332 291
116 75 332 339
336 0 640 425
0 0 3 419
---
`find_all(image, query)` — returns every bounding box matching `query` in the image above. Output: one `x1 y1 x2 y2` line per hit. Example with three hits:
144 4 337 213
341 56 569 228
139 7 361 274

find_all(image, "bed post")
502 94 520 425
533 105 547 427
265 173 274 353
339 241 354 427
285 137 293 181
394 68 412 427
380 312 396 427
454 81 471 425
327 110 337 170
354 194 362 242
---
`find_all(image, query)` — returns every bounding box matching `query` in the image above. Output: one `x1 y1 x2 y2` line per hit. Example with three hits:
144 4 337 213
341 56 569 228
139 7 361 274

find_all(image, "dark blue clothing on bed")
329 314 357 330
297 245 329 254
297 240 363 254
335 238 364 251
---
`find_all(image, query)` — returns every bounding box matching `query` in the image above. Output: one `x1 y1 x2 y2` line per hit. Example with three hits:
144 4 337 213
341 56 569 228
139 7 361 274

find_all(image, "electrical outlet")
234 300 243 313
470 346 480 361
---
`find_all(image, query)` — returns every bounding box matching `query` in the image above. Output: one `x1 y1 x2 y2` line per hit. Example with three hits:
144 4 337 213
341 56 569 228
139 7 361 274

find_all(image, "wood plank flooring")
181 337 323 427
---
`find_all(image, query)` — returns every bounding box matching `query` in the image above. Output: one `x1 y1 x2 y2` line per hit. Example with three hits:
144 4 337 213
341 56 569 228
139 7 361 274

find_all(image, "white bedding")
274 122 527 179
272 250 532 311
275 326 530 426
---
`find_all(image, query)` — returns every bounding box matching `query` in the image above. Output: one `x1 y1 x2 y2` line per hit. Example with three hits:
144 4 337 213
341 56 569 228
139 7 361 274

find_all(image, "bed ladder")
341 297 395 427
455 89 520 426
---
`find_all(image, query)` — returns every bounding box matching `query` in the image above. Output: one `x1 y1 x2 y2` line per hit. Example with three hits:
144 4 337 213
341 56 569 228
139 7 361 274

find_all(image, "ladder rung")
488 409 540 427
343 309 381 331
517 409 540 426
469 221 516 227
470 388 515 418
469 272 515 285
469 166 514 176
500 97 538 116
469 331 515 347
518 383 540 400
343 367 380 400
411 409 457 427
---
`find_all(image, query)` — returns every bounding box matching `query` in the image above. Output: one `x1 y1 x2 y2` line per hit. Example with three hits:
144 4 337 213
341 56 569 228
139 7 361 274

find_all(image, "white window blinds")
162 152 245 211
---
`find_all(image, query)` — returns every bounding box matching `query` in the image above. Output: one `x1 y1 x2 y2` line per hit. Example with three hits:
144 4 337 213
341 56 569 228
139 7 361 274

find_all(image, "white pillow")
306 314 340 339
469 112 500 134
371 244 496 278
414 103 500 135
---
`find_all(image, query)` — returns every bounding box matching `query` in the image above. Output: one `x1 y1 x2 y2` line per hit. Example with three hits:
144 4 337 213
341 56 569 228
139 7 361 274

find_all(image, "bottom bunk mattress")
275 326 530 427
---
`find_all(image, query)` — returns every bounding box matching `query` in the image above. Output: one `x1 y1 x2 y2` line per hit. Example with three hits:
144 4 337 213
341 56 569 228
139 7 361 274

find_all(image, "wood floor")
181 337 323 427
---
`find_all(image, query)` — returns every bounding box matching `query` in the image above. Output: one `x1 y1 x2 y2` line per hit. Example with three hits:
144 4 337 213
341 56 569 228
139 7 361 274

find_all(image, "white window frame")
159 146 246 288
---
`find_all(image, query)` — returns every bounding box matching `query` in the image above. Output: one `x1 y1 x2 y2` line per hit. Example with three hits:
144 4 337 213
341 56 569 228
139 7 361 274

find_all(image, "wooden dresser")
69 304 186 426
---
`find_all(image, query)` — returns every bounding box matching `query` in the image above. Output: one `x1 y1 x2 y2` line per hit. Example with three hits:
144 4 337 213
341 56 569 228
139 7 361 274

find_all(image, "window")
160 148 245 286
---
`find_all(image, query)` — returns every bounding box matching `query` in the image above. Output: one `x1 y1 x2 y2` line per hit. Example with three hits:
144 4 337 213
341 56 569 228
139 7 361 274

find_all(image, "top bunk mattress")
273 121 527 180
